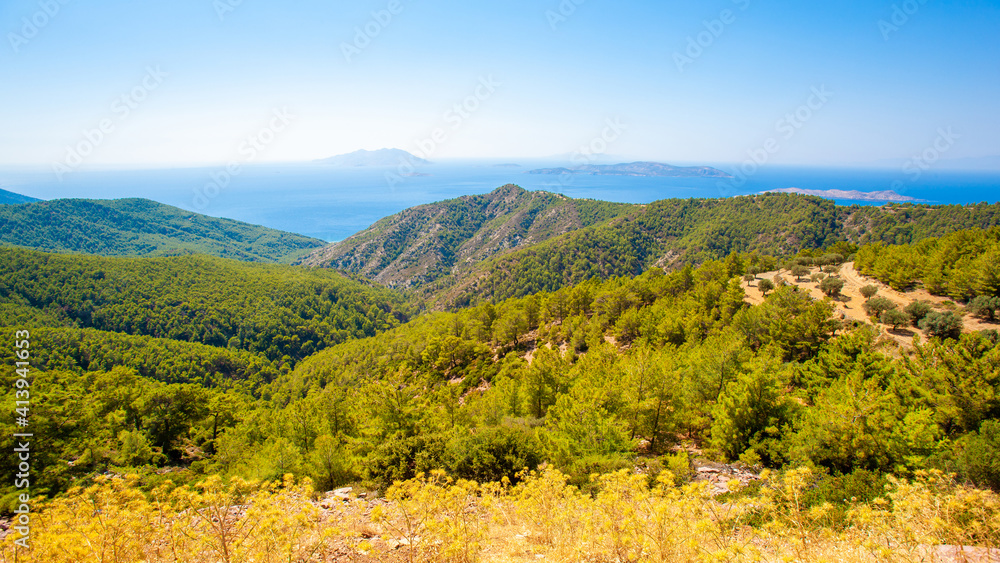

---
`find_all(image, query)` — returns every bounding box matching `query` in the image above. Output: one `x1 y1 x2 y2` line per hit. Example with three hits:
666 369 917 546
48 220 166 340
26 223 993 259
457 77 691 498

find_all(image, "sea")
1 162 998 242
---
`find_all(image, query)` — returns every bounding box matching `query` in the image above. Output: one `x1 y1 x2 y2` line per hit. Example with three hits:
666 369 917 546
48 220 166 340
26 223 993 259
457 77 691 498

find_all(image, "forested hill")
303 186 1000 307
299 184 637 286
0 248 411 362
0 187 40 205
0 197 326 263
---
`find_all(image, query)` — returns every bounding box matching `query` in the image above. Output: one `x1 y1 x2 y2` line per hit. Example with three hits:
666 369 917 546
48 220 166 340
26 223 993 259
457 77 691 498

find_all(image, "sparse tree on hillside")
758 278 775 296
860 285 879 301
791 265 810 282
821 253 845 266
743 273 756 286
865 296 897 319
881 309 910 331
819 276 845 298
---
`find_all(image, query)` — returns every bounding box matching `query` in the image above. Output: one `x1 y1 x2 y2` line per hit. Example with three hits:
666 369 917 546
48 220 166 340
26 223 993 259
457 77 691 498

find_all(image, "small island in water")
528 161 732 178
764 187 924 202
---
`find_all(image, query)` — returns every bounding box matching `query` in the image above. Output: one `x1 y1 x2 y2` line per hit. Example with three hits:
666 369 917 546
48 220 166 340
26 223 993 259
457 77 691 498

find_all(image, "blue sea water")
1 162 998 242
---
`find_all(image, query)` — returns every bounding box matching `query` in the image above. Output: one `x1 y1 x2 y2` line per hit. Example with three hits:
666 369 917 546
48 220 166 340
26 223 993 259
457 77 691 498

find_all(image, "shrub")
904 300 933 326
450 427 542 484
365 432 450 491
981 329 1000 345
919 311 964 340
967 295 1000 321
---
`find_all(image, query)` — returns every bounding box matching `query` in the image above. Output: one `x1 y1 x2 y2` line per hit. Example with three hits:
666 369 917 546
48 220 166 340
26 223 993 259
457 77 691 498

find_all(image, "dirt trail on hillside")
742 262 997 347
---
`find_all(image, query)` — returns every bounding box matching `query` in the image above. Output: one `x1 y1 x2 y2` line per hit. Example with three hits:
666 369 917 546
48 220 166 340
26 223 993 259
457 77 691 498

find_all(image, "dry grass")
3 467 999 562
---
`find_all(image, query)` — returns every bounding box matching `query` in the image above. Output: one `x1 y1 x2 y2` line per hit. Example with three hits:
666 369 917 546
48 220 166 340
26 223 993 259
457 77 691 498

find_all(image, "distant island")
764 187 923 202
0 187 41 205
316 148 430 167
528 161 732 178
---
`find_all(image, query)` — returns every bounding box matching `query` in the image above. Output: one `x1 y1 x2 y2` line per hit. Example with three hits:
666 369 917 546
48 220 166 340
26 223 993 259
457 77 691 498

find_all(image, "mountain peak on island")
316 148 430 167
527 161 731 178
0 187 41 205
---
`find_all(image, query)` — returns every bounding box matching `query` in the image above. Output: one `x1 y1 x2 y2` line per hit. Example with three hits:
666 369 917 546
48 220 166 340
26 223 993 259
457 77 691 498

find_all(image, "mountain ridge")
0 187 41 205
303 187 1000 307
298 184 636 286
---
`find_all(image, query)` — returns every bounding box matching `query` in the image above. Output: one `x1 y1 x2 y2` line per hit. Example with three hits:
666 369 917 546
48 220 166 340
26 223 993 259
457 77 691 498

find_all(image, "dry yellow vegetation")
3 467 999 563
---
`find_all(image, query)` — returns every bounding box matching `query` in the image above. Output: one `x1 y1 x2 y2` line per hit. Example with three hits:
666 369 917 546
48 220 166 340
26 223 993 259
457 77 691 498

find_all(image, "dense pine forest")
2 191 999 561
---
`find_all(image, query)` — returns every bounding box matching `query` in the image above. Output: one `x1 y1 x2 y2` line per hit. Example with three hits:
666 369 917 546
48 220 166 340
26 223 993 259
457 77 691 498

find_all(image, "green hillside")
0 198 326 263
274 259 1000 492
0 248 411 363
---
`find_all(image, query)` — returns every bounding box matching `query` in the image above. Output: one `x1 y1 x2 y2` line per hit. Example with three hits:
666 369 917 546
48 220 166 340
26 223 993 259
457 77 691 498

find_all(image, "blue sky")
1 0 998 168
